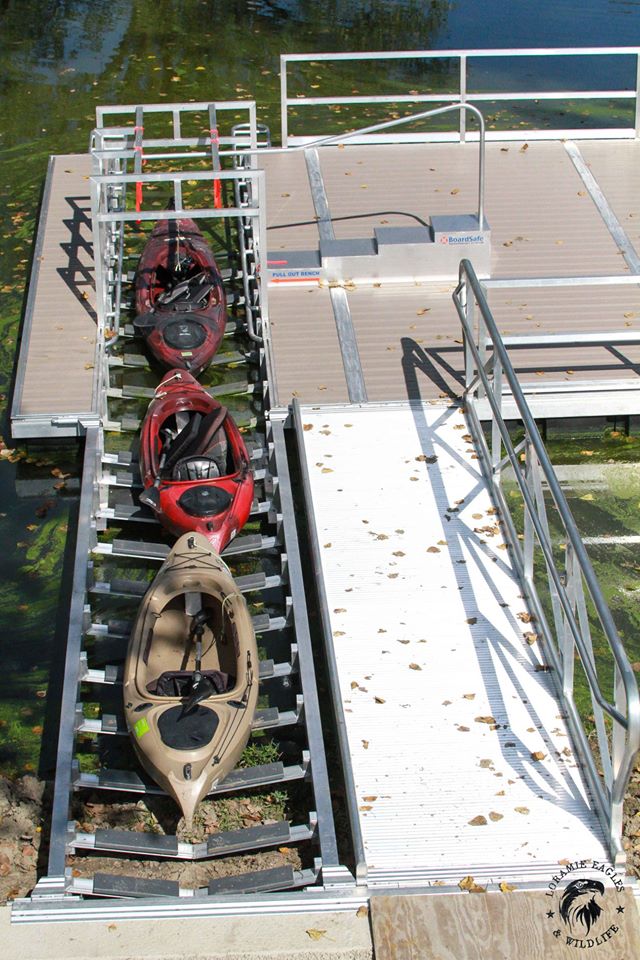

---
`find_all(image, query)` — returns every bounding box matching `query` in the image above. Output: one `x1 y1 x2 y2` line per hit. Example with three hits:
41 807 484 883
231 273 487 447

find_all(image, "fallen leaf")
514 806 530 815
517 612 535 623
489 811 503 821
520 143 529 152
469 815 487 826
427 546 441 554
466 617 478 625
475 716 496 724
524 632 539 645
374 696 386 704
356 905 369 918
409 663 422 671
363 795 377 802
306 929 326 941
303 424 313 431
361 740 369 749
531 751 546 761
499 882 517 892
450 188 460 195
463 693 476 700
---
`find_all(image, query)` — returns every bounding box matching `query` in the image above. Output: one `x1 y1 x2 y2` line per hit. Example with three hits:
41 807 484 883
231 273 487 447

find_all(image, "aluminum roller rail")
17 103 349 920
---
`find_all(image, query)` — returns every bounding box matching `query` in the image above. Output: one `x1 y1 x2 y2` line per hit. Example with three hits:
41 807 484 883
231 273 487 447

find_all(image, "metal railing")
280 47 640 146
235 102 487 235
89 164 270 410
453 259 640 865
95 101 259 158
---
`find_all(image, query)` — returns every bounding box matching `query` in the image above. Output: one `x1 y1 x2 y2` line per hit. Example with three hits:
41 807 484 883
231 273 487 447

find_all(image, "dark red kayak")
138 370 254 553
134 216 227 376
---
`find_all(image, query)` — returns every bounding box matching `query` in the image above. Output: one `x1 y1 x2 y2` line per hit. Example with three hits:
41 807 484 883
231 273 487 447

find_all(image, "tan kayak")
123 532 258 825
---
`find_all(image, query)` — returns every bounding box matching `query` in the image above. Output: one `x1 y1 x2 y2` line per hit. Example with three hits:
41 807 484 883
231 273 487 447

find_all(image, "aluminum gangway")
289 258 640 889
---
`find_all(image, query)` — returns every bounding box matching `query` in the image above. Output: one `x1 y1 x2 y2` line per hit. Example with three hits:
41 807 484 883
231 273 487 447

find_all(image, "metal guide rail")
16 102 348 920
453 258 640 866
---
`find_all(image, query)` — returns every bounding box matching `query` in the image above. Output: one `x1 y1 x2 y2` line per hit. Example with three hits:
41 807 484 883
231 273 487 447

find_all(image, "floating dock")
9 48 640 956
11 155 98 437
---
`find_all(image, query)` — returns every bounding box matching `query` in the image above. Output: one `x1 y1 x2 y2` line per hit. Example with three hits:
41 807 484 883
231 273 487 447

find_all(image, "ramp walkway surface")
298 401 609 886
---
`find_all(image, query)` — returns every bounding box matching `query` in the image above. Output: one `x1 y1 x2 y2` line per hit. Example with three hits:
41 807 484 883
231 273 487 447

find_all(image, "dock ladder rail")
453 259 640 867
15 104 351 919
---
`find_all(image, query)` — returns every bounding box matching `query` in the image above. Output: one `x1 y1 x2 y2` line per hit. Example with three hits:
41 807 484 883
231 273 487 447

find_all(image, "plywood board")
370 888 640 960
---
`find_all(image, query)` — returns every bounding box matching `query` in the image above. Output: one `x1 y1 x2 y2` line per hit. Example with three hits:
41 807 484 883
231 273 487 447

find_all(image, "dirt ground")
0 776 302 902
2 768 640 903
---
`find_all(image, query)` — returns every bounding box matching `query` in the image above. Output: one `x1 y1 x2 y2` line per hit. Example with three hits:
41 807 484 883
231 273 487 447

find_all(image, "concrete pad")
1 905 373 960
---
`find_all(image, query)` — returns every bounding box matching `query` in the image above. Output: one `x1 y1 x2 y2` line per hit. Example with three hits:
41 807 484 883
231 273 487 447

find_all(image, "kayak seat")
161 412 203 476
164 406 229 479
173 456 221 482
157 271 213 306
147 669 234 697
157 704 219 750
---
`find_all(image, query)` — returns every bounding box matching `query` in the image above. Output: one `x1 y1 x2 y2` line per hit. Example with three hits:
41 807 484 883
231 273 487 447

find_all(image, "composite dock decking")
264 140 640 414
299 402 609 886
11 154 98 438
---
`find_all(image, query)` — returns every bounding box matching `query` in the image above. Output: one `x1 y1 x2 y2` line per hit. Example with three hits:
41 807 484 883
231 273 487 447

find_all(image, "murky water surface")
2 0 640 773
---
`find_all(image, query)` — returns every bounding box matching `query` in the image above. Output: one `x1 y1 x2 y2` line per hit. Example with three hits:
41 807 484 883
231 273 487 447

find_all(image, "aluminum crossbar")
280 47 640 145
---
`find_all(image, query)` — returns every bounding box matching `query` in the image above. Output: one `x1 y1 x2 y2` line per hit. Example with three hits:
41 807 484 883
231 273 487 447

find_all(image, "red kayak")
134 216 227 376
138 370 254 553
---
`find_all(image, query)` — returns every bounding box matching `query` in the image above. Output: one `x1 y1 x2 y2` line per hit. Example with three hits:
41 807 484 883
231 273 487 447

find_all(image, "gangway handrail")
238 102 486 231
453 259 640 864
281 47 640 146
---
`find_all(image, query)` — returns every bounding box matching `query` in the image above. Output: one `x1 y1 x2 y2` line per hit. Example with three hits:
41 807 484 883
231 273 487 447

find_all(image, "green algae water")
3 0 640 776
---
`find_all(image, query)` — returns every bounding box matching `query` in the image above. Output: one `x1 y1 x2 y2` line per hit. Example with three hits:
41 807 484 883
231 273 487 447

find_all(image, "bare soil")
0 777 302 902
